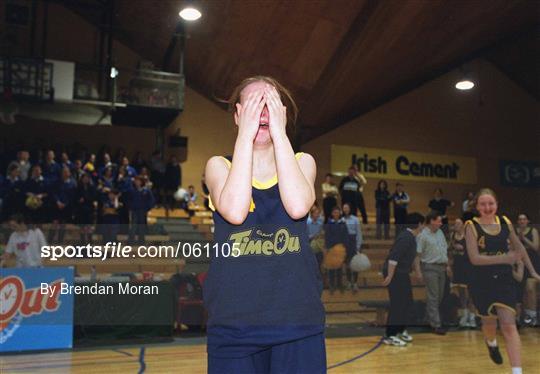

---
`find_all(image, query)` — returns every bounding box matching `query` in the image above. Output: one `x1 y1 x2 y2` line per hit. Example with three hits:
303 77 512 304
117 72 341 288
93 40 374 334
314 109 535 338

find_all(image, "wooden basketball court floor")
2 328 538 373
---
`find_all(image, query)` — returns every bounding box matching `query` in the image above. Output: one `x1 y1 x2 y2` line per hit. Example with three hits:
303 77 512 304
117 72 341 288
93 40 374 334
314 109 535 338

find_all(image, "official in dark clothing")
382 213 425 346
339 167 360 216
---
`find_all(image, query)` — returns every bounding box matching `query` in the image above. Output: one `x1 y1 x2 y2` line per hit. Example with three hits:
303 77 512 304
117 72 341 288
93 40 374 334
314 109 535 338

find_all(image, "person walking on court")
417 211 449 334
382 212 425 346
465 189 540 373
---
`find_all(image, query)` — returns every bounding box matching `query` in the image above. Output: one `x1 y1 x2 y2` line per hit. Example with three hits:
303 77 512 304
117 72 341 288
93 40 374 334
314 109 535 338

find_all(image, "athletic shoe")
433 327 447 335
467 314 477 328
383 336 407 347
523 316 537 327
485 342 503 365
352 284 359 294
459 314 469 328
397 330 413 343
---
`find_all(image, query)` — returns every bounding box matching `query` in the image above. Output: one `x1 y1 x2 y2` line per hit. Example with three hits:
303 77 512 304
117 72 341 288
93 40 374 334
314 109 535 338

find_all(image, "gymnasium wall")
302 59 540 222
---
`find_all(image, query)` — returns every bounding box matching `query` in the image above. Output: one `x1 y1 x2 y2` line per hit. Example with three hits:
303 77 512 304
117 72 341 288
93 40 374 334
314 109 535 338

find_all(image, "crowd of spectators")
0 146 187 245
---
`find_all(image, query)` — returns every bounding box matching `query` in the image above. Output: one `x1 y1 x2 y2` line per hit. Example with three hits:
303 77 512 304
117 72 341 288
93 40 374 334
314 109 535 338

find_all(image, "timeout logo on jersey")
0 267 74 352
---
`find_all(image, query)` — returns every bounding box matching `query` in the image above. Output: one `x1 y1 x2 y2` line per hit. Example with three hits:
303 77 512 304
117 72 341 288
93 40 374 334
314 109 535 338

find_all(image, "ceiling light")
455 79 474 90
179 7 201 21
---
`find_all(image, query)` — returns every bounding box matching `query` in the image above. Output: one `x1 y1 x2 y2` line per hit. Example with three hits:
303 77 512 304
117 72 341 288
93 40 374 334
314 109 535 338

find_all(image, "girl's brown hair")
223 76 298 136
474 188 498 206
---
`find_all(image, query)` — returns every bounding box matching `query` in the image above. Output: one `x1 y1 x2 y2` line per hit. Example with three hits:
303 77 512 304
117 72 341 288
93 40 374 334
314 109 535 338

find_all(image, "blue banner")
0 267 74 352
499 160 540 188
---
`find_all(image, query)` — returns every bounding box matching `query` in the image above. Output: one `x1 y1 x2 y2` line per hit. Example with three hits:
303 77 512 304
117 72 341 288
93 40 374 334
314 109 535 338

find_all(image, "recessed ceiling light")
455 80 474 90
179 7 201 21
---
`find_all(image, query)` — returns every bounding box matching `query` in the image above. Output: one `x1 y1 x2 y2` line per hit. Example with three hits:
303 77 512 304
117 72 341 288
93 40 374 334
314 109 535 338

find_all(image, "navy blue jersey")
204 154 325 358
466 215 512 282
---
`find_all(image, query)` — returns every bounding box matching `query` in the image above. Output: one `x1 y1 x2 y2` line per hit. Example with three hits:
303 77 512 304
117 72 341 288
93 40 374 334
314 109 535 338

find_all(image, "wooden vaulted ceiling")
61 0 539 143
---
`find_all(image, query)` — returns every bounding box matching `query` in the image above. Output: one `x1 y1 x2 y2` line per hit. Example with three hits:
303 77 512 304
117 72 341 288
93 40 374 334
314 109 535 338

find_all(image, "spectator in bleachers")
127 176 155 243
428 188 454 229
150 150 166 206
98 166 115 195
201 173 210 211
114 148 127 167
339 167 361 217
307 205 325 273
184 185 197 208
41 150 61 187
116 165 133 228
133 151 148 173
1 164 24 222
393 183 410 237
353 165 369 224
8 150 31 181
462 191 475 218
24 165 49 224
321 173 338 224
61 151 73 172
325 206 349 294
75 173 97 244
49 167 77 243
99 153 116 177
120 156 137 178
165 155 182 210
139 166 153 189
375 180 392 240
72 159 85 181
1 214 46 268
342 202 363 293
102 189 121 243
83 153 97 178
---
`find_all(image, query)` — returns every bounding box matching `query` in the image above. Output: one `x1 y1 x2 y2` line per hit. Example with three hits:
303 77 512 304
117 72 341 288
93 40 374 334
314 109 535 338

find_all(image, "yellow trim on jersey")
208 152 305 208
464 220 478 238
472 216 504 236
488 302 516 316
252 152 304 189
252 175 278 189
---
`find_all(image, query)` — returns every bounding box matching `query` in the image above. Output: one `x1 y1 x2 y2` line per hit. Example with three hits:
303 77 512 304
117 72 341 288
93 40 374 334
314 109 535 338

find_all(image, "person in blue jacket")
127 176 155 243
204 76 326 373
41 150 62 187
49 167 77 243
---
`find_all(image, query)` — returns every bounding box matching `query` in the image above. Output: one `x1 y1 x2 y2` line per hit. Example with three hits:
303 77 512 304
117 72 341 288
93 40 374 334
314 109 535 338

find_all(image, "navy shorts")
207 332 327 374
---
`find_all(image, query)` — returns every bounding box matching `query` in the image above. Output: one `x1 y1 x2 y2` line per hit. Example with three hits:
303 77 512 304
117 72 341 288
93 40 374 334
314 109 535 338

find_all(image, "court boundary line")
327 337 383 370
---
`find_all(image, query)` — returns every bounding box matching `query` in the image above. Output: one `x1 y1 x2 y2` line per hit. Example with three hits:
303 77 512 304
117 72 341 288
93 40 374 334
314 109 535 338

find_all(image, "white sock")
486 338 497 347
512 367 522 374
